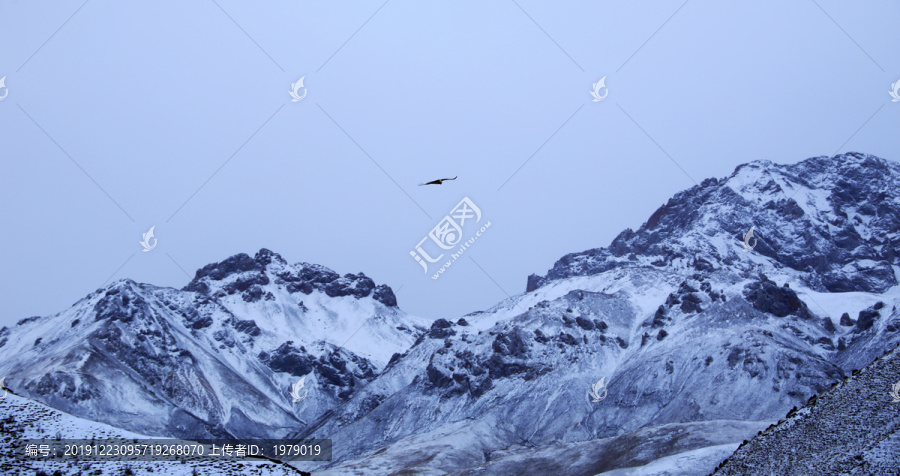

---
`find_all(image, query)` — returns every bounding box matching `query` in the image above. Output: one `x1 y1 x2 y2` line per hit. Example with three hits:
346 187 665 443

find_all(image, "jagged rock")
373 284 398 307
233 319 261 337
259 342 314 377
429 319 455 339
325 273 376 299
680 293 703 313
855 308 880 333
840 312 855 326
575 316 594 330
743 277 811 319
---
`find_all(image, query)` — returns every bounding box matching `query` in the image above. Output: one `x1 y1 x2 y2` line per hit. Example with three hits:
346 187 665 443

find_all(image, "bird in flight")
419 176 457 186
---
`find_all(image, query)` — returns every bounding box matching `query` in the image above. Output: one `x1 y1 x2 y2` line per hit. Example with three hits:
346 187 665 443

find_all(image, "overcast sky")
1 1 898 328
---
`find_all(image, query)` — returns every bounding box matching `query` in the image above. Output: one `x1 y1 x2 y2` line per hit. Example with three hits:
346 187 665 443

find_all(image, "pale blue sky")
1 1 898 328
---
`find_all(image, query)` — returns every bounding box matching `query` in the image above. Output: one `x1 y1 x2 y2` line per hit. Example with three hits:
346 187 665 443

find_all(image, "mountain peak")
183 249 398 307
254 247 288 267
528 153 900 294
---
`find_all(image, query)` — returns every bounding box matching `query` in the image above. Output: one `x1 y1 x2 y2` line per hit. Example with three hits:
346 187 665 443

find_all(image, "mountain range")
1 151 898 475
0 249 429 441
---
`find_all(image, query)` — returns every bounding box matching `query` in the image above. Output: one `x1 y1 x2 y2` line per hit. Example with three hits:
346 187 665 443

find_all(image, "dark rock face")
226 273 269 296
259 341 376 400
253 248 287 267
425 356 454 389
260 342 315 377
821 317 836 333
840 312 855 327
854 308 880 333
241 284 267 303
189 316 213 330
30 372 94 403
184 248 400 307
575 316 595 330
743 277 811 319
526 274 541 293
558 333 578 346
428 319 455 339
93 284 151 324
185 254 262 291
422 329 551 399
325 273 376 299
680 293 703 314
234 319 261 336
650 306 667 328
492 332 529 357
286 282 313 295
373 284 397 307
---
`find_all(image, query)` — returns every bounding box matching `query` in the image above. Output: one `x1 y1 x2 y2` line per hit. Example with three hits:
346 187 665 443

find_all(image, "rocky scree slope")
714 341 900 475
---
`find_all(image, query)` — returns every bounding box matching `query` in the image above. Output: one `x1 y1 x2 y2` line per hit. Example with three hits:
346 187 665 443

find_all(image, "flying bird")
419 176 457 186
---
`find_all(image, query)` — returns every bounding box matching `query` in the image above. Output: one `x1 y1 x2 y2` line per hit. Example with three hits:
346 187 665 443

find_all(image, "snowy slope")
296 153 900 474
0 249 429 440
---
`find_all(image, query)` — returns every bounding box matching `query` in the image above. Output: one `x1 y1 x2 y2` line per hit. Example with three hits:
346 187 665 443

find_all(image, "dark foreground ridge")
714 342 900 475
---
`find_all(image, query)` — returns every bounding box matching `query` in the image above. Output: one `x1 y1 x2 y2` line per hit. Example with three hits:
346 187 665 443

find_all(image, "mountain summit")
529 152 899 295
0 249 428 439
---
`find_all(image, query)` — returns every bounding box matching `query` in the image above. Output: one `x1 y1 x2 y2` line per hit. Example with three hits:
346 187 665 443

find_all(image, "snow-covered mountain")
1 152 898 475
0 249 430 440
714 341 900 475
293 152 900 474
